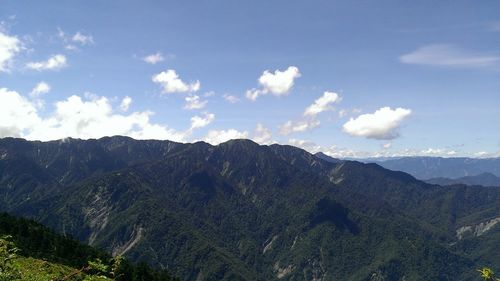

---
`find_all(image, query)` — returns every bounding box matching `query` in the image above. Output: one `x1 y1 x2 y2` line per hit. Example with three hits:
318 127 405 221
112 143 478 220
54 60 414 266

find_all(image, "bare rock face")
456 216 500 240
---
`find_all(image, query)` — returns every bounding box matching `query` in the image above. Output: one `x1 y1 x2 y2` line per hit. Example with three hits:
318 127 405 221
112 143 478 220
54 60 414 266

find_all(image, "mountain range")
425 172 500 187
361 156 500 180
0 136 498 280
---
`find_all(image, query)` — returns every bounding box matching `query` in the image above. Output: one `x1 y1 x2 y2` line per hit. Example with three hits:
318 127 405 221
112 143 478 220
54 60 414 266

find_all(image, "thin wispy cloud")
29 81 50 98
400 44 500 68
72 32 94 45
223 94 240 104
184 94 207 110
26 54 67 71
487 21 500 32
143 52 164 64
303 91 341 117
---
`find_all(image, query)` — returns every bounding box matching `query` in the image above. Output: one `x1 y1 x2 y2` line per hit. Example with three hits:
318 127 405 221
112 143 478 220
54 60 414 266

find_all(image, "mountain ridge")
0 136 498 280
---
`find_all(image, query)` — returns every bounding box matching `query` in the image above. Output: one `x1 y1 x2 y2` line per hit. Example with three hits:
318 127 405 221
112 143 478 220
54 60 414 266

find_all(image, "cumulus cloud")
252 123 273 145
204 129 248 145
246 66 301 101
223 94 240 104
0 87 186 142
190 112 215 130
29 81 50 98
72 32 94 45
0 31 21 72
143 52 164 64
343 107 411 140
400 44 500 68
152 69 200 94
279 118 320 135
119 96 132 111
303 91 341 117
184 95 207 110
26 54 67 71
0 88 41 138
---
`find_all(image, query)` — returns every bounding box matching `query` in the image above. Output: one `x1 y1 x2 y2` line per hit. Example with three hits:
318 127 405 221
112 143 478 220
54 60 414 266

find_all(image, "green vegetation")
478 267 500 281
0 137 498 280
0 213 179 281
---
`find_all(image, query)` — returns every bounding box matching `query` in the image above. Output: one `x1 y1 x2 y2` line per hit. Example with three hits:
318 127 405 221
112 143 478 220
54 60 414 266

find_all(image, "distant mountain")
0 137 499 280
426 172 500 187
362 156 500 179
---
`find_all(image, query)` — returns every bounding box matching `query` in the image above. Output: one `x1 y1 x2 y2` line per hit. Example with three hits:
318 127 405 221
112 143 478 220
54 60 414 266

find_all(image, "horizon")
1 135 499 160
1 1 499 158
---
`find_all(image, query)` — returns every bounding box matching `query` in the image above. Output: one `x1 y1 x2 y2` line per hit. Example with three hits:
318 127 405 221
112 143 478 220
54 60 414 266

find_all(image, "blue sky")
0 0 499 158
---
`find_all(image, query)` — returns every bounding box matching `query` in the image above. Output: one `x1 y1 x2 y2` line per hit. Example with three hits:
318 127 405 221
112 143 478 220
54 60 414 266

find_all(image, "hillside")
0 212 178 280
0 137 498 280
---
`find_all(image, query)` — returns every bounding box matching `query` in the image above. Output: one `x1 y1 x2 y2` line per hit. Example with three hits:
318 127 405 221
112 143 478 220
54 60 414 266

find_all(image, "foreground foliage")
0 213 179 281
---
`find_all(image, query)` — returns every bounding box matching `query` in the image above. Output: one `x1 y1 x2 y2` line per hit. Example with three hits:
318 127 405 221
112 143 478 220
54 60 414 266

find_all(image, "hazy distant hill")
363 156 500 179
0 137 498 280
426 172 500 187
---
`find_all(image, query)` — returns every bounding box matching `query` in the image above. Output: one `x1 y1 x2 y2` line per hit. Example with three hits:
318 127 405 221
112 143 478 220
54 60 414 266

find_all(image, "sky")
0 0 499 158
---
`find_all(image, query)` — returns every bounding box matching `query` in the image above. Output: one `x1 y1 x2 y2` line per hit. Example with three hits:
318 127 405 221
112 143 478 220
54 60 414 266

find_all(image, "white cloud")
245 88 262 101
184 95 207 110
190 112 215 130
0 88 186 142
382 142 392 149
288 139 322 153
26 54 67 71
414 148 458 157
143 52 164 64
0 32 21 72
29 81 50 98
304 91 341 117
56 29 93 50
278 91 341 136
400 44 500 68
223 94 240 104
287 138 467 159
120 96 132 111
279 118 320 135
338 109 347 118
287 138 360 158
204 129 248 145
475 151 488 157
0 88 41 138
252 123 273 145
343 107 411 140
152 69 200 94
72 32 94 45
246 66 301 100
